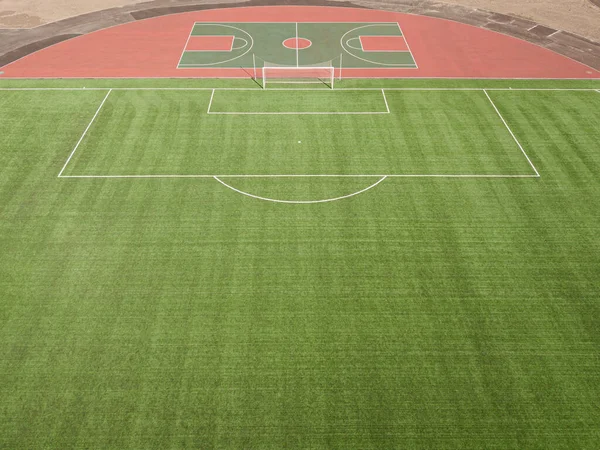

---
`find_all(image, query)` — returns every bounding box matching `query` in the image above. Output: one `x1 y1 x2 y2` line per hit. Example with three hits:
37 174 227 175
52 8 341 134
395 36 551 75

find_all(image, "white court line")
231 37 249 50
358 35 411 53
57 89 112 178
0 88 111 90
181 35 236 52
483 89 540 177
59 174 539 178
214 175 387 204
346 37 362 50
381 88 390 113
207 88 215 113
295 22 299 67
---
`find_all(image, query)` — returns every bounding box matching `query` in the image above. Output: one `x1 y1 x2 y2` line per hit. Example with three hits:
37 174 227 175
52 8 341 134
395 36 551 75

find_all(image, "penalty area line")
483 89 540 177
381 88 390 113
58 89 112 178
207 88 215 113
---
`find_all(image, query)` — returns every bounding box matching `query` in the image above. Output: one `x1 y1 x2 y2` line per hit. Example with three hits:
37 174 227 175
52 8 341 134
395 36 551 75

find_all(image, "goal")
253 54 342 89
262 65 336 88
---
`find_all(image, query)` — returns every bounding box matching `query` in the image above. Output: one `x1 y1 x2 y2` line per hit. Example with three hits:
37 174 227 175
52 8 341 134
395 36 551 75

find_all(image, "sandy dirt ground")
0 0 599 42
439 0 600 41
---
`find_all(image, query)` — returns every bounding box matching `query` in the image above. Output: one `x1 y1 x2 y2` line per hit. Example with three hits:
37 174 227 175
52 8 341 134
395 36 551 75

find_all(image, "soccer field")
1 78 600 448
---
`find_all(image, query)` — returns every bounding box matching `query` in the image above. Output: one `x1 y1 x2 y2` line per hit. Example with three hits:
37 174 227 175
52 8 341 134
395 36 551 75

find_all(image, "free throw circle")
282 38 312 50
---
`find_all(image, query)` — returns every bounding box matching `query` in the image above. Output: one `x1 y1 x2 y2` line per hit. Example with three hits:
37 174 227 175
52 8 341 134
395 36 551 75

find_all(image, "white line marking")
208 111 389 115
358 35 411 53
181 35 236 52
1 88 598 92
213 175 387 204
231 37 249 50
59 174 539 179
0 88 112 90
282 38 312 50
381 88 390 113
346 37 362 50
483 89 540 177
207 88 215 113
295 22 299 67
547 30 561 38
57 89 112 178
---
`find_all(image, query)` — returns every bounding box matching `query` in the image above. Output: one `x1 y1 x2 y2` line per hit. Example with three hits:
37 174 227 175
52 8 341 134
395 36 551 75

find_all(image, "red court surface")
0 6 598 79
360 36 409 52
185 35 234 51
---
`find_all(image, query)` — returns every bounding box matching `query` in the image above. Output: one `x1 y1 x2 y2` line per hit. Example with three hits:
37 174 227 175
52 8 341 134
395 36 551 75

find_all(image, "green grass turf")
61 89 534 177
0 78 599 448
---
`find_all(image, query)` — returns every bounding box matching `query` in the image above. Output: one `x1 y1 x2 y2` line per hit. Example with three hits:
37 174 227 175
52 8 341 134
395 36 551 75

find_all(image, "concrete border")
1 0 599 71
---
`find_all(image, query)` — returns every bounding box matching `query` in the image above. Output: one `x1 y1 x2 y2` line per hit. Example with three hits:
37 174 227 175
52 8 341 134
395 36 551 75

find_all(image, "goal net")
254 55 341 89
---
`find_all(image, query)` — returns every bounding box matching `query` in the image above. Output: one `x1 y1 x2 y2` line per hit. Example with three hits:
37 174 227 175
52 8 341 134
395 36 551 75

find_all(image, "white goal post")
254 55 342 89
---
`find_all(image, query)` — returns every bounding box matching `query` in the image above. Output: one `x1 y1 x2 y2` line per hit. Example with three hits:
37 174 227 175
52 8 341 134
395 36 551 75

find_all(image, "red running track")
1 6 598 79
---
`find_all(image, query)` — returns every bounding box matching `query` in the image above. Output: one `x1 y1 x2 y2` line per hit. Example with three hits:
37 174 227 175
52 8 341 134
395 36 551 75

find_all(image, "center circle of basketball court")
282 38 312 50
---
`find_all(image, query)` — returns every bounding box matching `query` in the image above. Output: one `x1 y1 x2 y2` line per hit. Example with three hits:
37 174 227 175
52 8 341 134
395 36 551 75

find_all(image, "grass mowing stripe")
1 78 599 449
